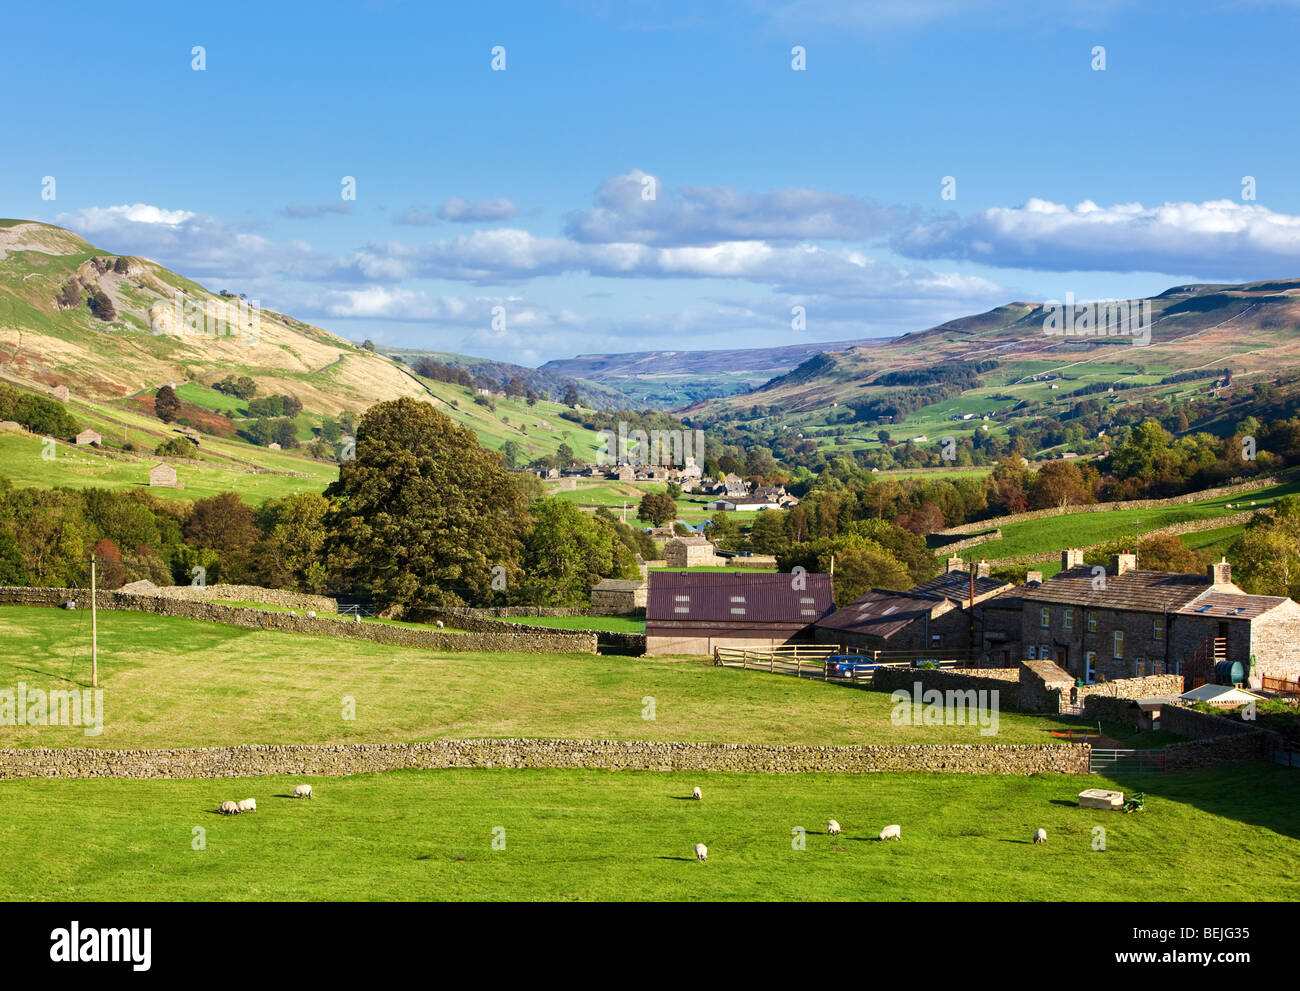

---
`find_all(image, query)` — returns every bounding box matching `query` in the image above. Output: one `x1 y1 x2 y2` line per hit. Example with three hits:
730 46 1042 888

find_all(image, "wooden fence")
712 644 964 684
1261 675 1300 698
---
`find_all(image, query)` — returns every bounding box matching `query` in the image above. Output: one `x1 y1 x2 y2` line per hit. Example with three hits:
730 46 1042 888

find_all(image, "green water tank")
1215 659 1244 685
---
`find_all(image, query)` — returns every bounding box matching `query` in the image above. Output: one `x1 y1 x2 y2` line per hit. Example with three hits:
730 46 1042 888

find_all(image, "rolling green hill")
0 220 605 492
687 281 1300 460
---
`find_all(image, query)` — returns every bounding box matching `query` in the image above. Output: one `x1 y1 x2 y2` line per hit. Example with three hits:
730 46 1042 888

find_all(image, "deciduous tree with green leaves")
324 398 528 610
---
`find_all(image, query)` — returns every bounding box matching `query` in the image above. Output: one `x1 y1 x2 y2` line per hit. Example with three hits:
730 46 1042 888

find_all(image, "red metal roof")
646 571 834 625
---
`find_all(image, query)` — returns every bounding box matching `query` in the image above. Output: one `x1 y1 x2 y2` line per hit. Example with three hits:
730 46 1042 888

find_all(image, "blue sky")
5 0 1300 364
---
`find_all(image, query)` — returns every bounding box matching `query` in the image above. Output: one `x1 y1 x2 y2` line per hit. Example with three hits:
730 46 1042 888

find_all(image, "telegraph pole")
90 557 98 688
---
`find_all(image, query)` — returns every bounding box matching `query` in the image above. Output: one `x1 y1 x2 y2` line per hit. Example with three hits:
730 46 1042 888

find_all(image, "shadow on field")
655 856 698 862
1098 765 1300 842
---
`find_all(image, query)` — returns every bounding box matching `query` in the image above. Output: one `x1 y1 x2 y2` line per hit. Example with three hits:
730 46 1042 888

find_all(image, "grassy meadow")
1 764 1294 901
0 606 1081 749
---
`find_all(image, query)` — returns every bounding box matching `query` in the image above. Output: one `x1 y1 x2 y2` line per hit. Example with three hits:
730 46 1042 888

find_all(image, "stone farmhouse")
645 571 835 656
1008 549 1300 687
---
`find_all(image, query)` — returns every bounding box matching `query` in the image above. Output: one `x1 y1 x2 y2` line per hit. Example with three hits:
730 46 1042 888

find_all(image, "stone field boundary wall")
934 476 1282 537
411 607 647 654
980 511 1263 566
0 738 1091 779
0 588 596 655
146 583 338 613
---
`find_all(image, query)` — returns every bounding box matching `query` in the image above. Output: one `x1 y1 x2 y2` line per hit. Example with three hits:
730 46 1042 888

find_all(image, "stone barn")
51 385 70 402
74 429 101 446
645 570 835 656
590 578 647 616
663 535 724 568
148 462 182 489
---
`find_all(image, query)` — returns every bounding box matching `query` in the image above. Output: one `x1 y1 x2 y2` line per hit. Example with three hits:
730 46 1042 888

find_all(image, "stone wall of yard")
0 738 1091 779
1081 695 1278 770
0 588 596 654
1078 674 1184 702
873 666 1022 709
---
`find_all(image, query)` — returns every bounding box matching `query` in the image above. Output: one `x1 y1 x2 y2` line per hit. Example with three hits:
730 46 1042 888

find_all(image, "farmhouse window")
1063 609 1073 631
1113 630 1124 659
1040 607 1050 628
1087 613 1097 633
1153 617 1164 640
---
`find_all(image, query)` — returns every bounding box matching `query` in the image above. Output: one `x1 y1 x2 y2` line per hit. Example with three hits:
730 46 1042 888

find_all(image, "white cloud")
566 169 901 245
67 203 196 228
437 197 519 222
892 198 1300 278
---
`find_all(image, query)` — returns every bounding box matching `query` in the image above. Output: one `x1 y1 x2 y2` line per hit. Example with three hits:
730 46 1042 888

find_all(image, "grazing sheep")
237 798 257 814
694 843 707 862
306 610 316 618
1033 828 1047 844
218 801 239 815
435 620 444 629
878 824 901 841
827 819 842 836
293 784 313 799
691 787 702 800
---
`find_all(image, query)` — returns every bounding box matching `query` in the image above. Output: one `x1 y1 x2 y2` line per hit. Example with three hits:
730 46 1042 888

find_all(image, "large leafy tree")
637 492 677 527
1229 496 1300 600
777 533 912 606
324 398 528 610
255 492 330 592
154 385 181 423
520 499 633 606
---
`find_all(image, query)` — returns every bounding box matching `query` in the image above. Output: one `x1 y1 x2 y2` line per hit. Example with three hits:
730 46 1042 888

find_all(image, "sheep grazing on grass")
691 787 702 800
218 801 239 815
435 620 444 629
878 824 901 841
1033 828 1047 844
306 610 316 618
694 843 707 862
237 798 257 814
826 819 842 837
293 784 313 799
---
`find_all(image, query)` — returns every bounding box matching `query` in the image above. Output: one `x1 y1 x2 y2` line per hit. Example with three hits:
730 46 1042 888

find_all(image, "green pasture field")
0 606 1081 749
0 764 1294 900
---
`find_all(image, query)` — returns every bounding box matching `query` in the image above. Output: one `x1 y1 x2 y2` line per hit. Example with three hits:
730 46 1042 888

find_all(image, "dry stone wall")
147 583 338 613
0 738 1090 779
0 588 596 654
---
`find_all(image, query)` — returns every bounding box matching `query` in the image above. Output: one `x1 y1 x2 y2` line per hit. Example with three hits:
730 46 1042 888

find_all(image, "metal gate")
1089 749 1166 774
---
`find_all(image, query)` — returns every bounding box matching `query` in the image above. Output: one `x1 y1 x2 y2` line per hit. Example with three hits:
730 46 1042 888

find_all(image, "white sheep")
354 614 361 623
237 798 257 814
879 824 901 841
694 843 707 862
827 819 842 836
691 787 702 800
306 610 316 618
435 620 444 629
218 801 239 815
1033 828 1047 844
293 784 313 799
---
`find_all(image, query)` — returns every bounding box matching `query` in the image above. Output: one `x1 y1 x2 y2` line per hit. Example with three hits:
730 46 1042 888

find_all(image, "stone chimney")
1208 558 1232 586
946 555 965 574
1061 548 1085 570
977 559 991 578
1025 570 1044 585
1113 553 1137 576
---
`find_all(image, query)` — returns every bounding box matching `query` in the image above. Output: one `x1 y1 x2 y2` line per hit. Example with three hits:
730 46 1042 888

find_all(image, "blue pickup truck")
824 655 878 677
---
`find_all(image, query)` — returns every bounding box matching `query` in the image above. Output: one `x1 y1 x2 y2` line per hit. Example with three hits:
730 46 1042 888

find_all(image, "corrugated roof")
592 579 645 592
646 571 834 624
814 589 942 640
